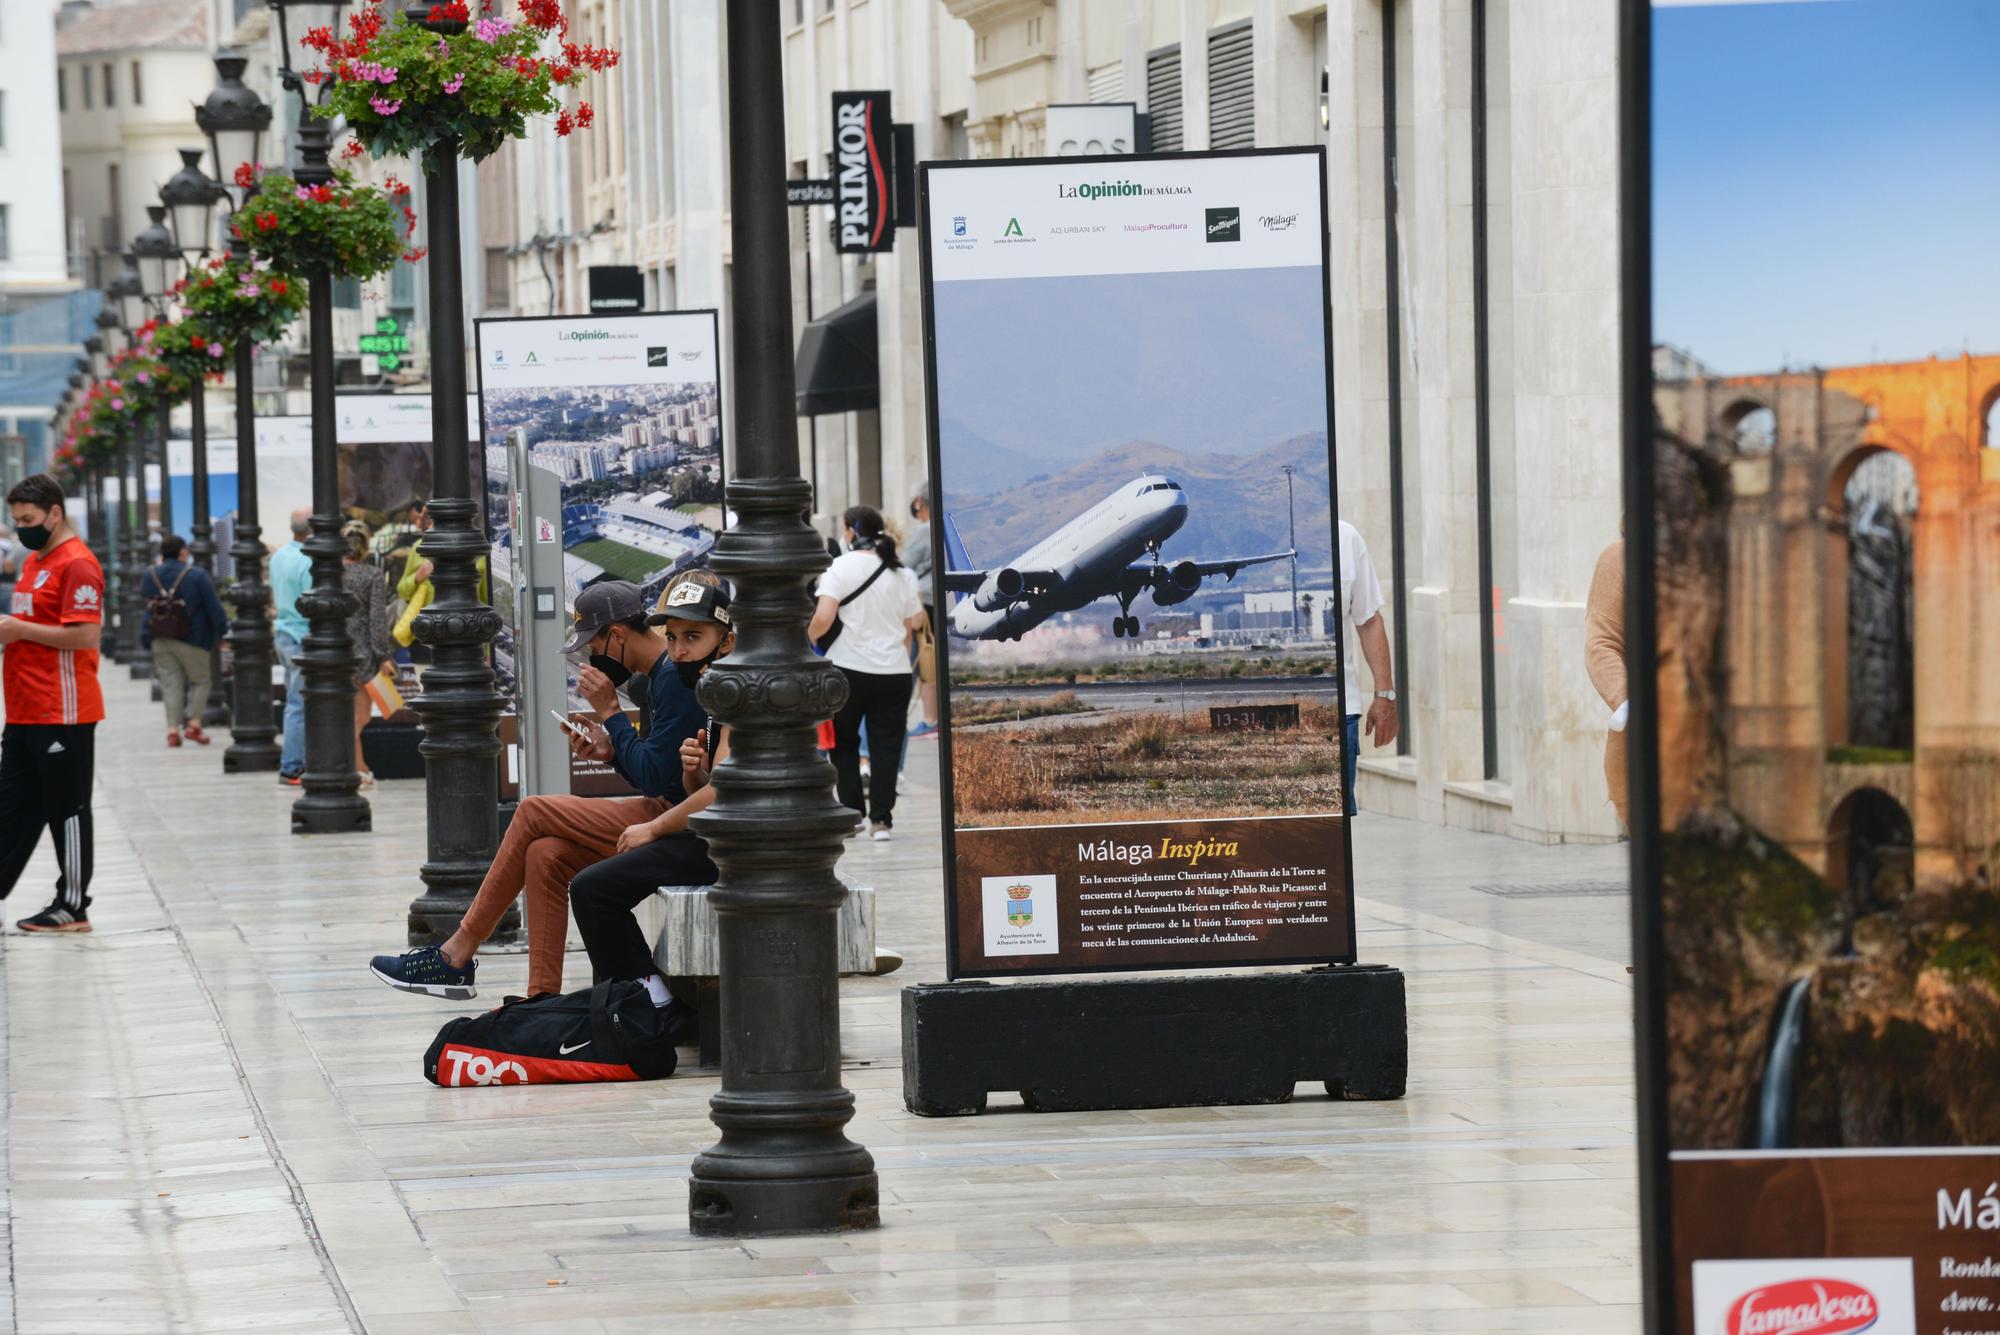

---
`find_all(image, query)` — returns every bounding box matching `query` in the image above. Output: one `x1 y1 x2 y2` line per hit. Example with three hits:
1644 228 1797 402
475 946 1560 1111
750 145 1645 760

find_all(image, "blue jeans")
1343 713 1360 818
276 630 305 775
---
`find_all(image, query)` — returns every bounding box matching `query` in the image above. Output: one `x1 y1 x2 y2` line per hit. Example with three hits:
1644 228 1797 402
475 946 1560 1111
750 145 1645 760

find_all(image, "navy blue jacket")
140 559 230 651
604 652 705 803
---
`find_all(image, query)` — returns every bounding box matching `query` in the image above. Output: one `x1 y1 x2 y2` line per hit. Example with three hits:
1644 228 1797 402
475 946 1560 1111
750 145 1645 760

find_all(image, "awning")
795 290 877 416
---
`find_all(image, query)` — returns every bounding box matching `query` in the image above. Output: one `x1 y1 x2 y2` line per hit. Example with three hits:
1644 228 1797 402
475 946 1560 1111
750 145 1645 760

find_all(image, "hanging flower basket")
178 253 309 350
308 2 618 167
240 167 423 274
148 314 232 385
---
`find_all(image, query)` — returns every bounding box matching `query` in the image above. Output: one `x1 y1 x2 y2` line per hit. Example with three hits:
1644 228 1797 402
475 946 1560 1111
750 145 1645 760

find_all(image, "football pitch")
569 537 671 581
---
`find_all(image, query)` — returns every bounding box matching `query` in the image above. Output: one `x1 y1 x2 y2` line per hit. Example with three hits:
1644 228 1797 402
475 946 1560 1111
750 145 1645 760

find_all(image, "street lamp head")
85 335 107 378
161 148 221 260
95 306 127 360
268 0 349 85
133 206 184 309
108 254 148 332
196 55 273 212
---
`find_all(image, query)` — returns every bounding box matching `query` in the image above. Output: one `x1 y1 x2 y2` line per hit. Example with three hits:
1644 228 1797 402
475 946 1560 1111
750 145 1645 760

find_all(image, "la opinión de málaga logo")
1725 1278 1879 1335
1056 180 1194 200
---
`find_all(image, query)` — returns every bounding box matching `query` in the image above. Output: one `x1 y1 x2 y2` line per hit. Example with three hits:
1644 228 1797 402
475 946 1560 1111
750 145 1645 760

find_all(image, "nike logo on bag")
46 742 63 754
558 1041 590 1055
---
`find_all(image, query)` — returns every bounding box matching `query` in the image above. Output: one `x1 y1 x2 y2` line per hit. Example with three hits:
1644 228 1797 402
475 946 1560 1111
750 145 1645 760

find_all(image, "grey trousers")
152 638 212 728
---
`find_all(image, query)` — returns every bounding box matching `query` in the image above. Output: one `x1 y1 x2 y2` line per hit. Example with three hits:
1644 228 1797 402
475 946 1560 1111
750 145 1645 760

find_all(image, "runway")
954 673 1345 715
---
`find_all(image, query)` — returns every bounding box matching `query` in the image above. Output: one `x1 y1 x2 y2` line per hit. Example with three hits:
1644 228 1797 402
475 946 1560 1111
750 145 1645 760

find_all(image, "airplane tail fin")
942 513 975 604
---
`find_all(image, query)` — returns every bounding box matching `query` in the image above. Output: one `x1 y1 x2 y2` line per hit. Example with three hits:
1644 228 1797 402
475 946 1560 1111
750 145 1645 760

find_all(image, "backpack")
146 564 194 641
424 979 682 1086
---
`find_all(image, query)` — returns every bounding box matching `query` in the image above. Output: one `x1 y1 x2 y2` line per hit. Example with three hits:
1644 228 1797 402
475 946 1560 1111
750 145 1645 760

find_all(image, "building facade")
357 0 1632 844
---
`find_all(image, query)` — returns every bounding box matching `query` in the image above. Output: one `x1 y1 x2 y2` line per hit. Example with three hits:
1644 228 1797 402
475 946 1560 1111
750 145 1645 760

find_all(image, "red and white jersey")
4 535 104 725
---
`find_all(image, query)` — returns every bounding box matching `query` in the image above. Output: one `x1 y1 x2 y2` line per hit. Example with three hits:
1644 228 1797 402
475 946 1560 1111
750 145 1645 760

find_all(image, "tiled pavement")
1 671 1642 1333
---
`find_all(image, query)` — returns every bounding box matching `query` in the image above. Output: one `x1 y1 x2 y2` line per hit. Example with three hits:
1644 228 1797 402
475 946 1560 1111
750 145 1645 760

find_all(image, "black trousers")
830 666 912 826
0 723 95 912
570 831 718 984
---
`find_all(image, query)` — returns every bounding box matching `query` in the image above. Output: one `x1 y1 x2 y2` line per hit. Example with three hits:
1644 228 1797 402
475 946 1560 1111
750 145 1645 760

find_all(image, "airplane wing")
1126 549 1296 582
943 569 988 594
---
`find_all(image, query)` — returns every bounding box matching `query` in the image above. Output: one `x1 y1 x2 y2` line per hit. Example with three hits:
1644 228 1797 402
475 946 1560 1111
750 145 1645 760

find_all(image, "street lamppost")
685 0 879 1238
97 304 150 676
133 215 179 546
117 242 173 542
197 54 280 773
269 0 370 834
159 147 231 730
402 4 508 942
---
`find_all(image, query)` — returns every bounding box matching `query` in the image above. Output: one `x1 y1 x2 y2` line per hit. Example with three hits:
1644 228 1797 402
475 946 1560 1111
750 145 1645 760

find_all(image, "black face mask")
673 654 712 690
589 652 633 688
15 525 51 552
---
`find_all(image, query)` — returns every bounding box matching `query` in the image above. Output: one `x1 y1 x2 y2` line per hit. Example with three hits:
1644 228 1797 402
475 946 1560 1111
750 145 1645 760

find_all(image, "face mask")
674 654 712 690
15 525 51 552
590 652 633 688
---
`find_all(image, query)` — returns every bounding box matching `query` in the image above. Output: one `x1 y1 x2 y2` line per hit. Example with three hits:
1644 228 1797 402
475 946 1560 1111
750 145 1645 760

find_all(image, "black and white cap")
647 579 732 629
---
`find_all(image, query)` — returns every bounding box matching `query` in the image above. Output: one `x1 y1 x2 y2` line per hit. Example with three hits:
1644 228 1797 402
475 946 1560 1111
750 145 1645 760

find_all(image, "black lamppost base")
688 1157 881 1238
223 740 282 773
293 797 372 835
129 660 155 681
407 892 516 947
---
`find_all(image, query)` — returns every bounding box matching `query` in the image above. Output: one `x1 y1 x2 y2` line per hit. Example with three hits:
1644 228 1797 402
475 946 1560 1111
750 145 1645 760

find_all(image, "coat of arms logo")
1005 883 1034 926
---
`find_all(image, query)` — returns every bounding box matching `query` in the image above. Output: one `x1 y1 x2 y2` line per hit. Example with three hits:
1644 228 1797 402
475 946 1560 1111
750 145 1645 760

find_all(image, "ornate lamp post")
269 0 369 833
400 4 507 939
133 213 180 542
197 55 281 773
685 1 879 1237
96 305 151 675
160 148 230 729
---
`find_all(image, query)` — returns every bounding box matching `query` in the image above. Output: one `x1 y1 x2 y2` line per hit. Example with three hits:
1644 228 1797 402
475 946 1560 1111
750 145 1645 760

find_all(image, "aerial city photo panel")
920 146 1354 979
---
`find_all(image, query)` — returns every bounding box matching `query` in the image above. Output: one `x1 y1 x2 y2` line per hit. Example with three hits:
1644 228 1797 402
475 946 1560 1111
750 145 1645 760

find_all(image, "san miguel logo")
1005 883 1034 926
1725 1279 1880 1335
832 90 894 253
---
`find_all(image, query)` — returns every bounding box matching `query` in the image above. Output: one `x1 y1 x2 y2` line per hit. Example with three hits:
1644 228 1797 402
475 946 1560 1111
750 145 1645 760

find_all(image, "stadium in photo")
560 494 715 601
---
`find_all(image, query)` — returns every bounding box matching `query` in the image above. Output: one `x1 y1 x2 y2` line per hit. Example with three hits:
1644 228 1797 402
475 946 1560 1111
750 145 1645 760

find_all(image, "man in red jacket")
0 474 105 932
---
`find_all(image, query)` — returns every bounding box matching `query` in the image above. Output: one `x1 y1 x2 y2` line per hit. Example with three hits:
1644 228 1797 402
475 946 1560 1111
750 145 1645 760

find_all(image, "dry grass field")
950 702 1344 828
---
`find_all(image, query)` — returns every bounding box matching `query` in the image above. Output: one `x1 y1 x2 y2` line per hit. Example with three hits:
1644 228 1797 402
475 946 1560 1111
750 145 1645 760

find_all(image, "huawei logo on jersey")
72 585 99 608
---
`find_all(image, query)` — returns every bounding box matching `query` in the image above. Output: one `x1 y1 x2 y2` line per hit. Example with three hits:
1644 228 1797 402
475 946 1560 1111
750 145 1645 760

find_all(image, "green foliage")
177 253 308 349
146 315 229 384
240 169 414 279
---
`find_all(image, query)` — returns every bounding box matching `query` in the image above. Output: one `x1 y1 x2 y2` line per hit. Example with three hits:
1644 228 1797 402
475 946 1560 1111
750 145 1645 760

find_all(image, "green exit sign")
358 316 408 367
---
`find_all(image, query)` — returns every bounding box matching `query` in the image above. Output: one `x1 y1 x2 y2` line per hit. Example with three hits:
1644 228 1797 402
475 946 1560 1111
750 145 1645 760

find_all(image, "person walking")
0 474 106 932
905 482 939 738
269 509 312 783
141 534 228 748
1337 519 1400 815
809 504 924 842
340 520 395 788
1585 536 1629 829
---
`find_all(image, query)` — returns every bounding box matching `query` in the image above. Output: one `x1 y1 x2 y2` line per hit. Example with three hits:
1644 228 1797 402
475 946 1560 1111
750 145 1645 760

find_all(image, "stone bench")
650 874 877 1070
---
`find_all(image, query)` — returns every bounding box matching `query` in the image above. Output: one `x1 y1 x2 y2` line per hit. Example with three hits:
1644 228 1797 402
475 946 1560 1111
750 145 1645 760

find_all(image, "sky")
1653 0 2000 375
931 265 1329 476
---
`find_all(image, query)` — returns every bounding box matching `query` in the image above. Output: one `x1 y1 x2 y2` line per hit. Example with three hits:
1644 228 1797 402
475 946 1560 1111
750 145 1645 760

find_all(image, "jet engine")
972 568 1025 612
1150 561 1202 606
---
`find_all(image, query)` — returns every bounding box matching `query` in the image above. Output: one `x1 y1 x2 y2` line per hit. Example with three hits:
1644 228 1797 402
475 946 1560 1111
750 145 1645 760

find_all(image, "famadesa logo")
1726 1278 1879 1335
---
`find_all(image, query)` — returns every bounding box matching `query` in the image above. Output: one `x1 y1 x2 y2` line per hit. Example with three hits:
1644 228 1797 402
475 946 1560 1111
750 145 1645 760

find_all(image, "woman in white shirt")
808 505 925 840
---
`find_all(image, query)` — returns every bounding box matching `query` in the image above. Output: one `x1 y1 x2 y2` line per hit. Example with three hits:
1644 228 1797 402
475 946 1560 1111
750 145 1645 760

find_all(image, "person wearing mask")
141 534 228 748
809 505 925 841
366 576 712 1000
269 509 312 783
905 483 939 738
340 520 395 788
0 474 106 932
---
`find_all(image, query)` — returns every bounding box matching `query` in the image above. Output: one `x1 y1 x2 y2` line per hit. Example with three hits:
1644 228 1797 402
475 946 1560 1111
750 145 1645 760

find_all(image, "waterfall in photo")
1754 977 1812 1149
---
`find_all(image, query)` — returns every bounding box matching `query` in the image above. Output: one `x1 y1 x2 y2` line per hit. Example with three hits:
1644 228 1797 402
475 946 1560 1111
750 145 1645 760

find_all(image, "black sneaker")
369 946 476 1000
17 905 90 933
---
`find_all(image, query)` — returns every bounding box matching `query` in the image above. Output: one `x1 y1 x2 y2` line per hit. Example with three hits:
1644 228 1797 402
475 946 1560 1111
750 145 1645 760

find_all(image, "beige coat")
1584 541 1628 824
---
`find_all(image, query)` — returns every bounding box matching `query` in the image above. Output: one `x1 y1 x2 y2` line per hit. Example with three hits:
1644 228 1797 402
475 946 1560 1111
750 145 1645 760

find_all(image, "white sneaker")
870 823 892 842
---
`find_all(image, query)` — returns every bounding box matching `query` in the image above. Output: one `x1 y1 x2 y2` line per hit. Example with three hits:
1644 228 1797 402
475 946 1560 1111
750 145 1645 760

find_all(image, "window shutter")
1208 22 1254 150
1087 61 1124 104
1146 46 1183 153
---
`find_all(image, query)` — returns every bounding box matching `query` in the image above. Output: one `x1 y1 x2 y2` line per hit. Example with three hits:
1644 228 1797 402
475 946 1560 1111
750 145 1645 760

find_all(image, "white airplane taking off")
941 474 1294 641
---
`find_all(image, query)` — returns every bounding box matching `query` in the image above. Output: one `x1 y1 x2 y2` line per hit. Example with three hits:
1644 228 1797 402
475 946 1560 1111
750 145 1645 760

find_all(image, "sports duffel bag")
425 979 680 1086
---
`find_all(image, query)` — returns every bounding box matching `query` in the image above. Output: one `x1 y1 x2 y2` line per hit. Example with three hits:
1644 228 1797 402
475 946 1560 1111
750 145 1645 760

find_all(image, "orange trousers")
457 792 665 996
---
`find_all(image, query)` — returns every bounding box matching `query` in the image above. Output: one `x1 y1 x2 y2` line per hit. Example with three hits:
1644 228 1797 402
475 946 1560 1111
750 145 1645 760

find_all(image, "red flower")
427 1 469 22
513 56 540 77
256 212 278 232
402 246 429 263
233 161 258 189
268 279 289 296
576 101 593 128
550 62 573 84
554 109 575 137
519 0 567 36
341 139 367 159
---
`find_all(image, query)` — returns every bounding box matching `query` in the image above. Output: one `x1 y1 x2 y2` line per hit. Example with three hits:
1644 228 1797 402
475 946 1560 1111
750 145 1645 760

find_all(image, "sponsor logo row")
944 204 1298 249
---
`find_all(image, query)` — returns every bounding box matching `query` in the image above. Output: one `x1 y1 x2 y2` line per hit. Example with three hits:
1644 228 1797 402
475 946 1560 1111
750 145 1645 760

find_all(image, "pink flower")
473 16 512 42
370 95 403 115
444 73 464 93
136 371 151 384
296 185 314 201
111 398 125 410
208 344 225 359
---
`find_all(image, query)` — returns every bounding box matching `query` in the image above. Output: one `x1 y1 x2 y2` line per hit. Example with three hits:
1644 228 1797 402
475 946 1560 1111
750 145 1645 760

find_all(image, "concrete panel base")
901 966 1408 1116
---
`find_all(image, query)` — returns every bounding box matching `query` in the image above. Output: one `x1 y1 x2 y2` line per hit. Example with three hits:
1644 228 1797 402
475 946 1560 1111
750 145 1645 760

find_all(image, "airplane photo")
941 474 1294 641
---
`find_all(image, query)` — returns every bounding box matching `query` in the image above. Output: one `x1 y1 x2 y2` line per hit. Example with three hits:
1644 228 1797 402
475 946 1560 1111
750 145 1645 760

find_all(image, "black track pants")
570 831 718 983
0 723 95 911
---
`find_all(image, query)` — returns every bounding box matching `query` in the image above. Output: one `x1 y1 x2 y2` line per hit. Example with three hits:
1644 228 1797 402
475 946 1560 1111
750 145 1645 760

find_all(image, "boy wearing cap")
366 576 712 1001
